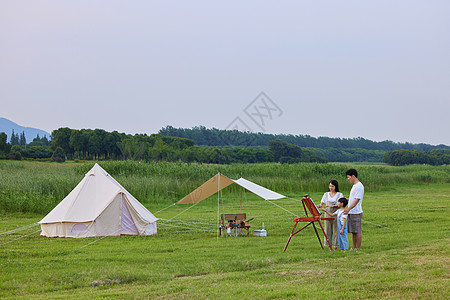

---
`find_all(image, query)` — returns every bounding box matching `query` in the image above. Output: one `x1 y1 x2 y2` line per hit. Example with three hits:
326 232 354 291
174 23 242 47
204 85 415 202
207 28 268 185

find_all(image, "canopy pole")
221 186 224 212
240 186 243 213
217 173 221 241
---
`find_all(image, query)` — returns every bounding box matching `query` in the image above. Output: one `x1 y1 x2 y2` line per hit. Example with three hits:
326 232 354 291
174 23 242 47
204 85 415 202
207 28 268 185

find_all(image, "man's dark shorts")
348 213 362 233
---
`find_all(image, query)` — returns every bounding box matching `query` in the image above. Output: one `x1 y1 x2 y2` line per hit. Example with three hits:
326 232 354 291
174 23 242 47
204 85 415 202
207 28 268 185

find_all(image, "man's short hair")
338 197 348 207
345 168 358 178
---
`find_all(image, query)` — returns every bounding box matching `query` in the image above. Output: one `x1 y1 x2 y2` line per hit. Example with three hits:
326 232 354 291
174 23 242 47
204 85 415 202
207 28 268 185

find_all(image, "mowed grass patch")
0 180 449 299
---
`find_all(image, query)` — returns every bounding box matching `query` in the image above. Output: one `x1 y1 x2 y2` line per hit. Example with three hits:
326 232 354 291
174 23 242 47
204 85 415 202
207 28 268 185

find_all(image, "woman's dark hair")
338 197 348 207
329 180 340 192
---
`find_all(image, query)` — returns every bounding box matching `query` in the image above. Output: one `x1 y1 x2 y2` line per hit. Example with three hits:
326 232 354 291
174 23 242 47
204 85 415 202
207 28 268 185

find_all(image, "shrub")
52 147 66 163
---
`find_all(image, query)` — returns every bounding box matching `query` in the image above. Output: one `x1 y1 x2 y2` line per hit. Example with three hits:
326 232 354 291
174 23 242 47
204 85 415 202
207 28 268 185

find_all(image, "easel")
284 194 334 251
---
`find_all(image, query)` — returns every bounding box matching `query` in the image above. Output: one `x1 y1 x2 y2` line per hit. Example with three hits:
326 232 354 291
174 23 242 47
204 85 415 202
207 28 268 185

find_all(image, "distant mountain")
0 117 51 143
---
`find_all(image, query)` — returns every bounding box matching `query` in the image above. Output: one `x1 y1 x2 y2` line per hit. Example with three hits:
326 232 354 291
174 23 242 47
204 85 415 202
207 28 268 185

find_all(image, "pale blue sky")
1 1 449 145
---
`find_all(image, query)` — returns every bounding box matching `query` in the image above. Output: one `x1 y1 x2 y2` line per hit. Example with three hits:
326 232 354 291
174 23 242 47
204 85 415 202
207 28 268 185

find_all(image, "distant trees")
269 139 327 163
50 128 196 161
10 145 22 160
160 126 449 152
383 149 450 166
10 129 19 146
159 126 450 163
0 132 11 156
19 132 26 147
307 147 385 162
28 134 50 147
22 146 52 159
51 147 66 162
2 126 448 165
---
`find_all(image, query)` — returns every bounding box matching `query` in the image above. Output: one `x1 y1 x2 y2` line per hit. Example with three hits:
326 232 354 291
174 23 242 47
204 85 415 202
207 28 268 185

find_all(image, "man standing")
344 168 364 249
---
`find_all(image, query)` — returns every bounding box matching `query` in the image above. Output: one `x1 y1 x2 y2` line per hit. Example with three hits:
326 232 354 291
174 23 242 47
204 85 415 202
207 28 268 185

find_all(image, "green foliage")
9 145 22 160
28 134 50 147
50 128 274 164
306 147 385 162
269 139 327 163
27 127 450 164
50 127 73 155
52 147 66 162
19 131 26 146
0 132 11 155
384 149 450 166
22 146 53 159
160 125 450 151
1 161 448 215
9 129 19 145
13 151 22 160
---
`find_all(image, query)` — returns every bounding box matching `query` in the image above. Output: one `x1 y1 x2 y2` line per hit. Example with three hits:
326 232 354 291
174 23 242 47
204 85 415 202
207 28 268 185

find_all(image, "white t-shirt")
336 209 347 226
320 192 344 207
349 181 364 214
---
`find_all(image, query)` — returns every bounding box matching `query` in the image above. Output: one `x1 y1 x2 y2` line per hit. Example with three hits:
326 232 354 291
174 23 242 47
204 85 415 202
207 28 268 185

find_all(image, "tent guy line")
80 228 123 249
265 200 300 218
154 203 176 214
362 220 390 229
0 222 39 237
159 218 217 227
157 222 216 233
1 229 41 246
166 201 202 221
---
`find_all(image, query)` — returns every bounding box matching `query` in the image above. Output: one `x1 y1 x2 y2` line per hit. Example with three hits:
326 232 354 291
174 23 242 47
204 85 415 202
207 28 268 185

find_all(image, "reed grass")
0 160 449 214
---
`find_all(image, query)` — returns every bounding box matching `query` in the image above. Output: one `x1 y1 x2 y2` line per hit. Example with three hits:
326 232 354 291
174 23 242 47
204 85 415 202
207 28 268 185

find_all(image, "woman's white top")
320 192 343 207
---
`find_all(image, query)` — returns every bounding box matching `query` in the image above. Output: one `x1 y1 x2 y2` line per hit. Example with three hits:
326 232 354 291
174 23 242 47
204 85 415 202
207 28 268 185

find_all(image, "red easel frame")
284 194 334 251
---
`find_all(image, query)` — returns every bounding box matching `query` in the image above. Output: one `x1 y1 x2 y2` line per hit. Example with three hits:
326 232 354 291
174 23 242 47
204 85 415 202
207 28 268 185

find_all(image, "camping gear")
253 222 266 236
219 213 252 237
283 194 334 251
39 163 158 238
253 229 267 237
177 173 286 237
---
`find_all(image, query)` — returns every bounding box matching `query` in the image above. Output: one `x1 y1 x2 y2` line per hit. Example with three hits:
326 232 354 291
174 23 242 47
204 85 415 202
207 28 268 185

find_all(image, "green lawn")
1 180 449 299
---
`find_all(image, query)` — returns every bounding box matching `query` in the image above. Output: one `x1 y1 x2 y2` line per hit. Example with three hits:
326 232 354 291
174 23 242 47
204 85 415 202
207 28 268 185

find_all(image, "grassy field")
0 161 449 299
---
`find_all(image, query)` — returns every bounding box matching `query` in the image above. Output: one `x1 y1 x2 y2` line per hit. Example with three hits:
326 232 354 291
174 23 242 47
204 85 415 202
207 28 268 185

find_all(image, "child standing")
321 197 349 251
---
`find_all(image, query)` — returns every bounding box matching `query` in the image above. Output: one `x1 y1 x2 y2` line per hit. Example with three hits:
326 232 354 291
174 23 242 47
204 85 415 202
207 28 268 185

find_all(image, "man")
344 168 364 249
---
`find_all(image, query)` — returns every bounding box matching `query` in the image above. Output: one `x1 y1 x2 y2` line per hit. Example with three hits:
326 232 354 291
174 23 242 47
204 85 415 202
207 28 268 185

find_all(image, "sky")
1 1 449 146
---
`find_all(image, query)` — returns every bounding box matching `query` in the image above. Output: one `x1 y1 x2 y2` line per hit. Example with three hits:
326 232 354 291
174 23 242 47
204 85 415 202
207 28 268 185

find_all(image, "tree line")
159 125 449 151
2 126 448 165
0 133 52 160
383 149 450 166
49 128 326 164
0 128 327 164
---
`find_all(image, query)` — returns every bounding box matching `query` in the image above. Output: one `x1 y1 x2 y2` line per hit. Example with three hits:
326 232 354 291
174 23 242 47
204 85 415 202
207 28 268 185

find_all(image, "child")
321 197 349 251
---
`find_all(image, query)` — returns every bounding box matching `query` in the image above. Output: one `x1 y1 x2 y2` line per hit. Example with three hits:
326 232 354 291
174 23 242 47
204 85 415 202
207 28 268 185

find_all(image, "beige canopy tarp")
177 173 286 204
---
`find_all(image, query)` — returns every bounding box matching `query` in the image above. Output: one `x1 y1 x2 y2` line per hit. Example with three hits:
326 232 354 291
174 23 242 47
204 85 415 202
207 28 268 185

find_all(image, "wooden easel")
283 194 334 251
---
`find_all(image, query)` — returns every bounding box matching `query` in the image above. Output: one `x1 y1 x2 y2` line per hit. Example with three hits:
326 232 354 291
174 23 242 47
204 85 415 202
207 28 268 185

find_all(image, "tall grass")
0 160 449 214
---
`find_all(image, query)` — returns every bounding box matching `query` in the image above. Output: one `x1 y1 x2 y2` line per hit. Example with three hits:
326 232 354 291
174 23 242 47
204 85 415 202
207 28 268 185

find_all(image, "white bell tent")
39 163 158 238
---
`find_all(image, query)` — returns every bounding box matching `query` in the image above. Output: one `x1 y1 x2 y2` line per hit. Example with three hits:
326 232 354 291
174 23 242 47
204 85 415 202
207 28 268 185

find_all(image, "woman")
317 180 343 250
